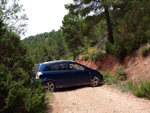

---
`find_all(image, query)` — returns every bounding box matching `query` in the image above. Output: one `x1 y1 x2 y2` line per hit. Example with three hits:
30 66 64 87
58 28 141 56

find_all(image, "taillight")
36 72 43 79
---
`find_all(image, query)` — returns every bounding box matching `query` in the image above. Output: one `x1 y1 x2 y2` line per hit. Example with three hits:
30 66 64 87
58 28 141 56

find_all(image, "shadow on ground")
55 82 105 92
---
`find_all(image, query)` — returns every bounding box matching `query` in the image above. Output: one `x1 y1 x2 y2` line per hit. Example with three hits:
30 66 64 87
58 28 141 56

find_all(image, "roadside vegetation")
103 65 150 99
0 0 50 112
128 80 150 99
140 45 150 56
0 19 50 112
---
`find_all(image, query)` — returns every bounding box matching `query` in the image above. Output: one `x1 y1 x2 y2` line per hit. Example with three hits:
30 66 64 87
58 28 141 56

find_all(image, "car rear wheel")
90 76 100 87
44 81 55 92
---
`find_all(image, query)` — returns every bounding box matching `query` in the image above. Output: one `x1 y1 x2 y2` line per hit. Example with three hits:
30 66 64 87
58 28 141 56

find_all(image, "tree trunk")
104 6 114 44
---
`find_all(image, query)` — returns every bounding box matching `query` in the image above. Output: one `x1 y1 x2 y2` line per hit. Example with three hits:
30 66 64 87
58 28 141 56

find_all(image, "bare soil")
78 50 150 80
49 85 150 113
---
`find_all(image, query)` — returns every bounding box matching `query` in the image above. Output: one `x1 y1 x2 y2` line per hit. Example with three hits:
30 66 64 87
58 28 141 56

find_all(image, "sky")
21 0 72 39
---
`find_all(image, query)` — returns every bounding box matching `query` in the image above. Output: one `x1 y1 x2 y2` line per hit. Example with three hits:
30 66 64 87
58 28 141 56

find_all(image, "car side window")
45 63 69 71
60 63 69 70
45 64 58 71
69 63 84 70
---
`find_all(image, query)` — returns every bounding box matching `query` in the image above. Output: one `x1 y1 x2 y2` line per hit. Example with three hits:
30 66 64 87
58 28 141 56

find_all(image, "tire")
90 76 100 87
44 81 55 92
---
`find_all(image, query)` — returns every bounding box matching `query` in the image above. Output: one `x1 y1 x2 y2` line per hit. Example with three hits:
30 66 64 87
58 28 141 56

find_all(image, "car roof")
39 60 75 65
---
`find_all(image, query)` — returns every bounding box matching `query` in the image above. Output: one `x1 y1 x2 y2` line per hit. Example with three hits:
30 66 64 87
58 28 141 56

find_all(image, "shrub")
90 50 103 61
0 20 49 113
103 68 150 99
103 71 128 93
106 41 127 61
114 65 126 81
110 74 119 85
103 70 110 84
140 46 149 56
119 82 128 92
140 80 150 98
127 80 150 99
82 54 89 61
127 80 144 97
103 70 119 85
88 47 97 54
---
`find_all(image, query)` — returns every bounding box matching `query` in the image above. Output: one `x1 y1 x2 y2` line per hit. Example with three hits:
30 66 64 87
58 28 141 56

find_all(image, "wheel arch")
89 75 100 87
42 79 56 86
89 74 101 81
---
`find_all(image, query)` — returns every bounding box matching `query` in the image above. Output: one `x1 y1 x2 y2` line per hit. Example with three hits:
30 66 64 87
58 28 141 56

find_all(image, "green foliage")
119 82 128 92
103 67 127 91
103 70 126 91
82 55 89 61
88 20 107 43
140 46 150 56
114 65 126 81
65 0 114 43
103 70 119 85
127 80 150 99
106 0 150 60
90 50 104 61
0 0 28 35
106 40 127 61
109 75 119 85
127 80 143 97
62 0 150 61
103 70 150 99
103 65 126 86
23 30 69 64
61 12 83 58
81 15 106 37
82 20 107 51
0 20 48 113
103 70 111 84
81 47 105 62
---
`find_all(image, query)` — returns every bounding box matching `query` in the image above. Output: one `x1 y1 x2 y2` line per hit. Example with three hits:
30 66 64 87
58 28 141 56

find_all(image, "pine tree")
65 0 115 43
0 0 28 35
0 20 47 113
107 0 150 60
61 12 83 58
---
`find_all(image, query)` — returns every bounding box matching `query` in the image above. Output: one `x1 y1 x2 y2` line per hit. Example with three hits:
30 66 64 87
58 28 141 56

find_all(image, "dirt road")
48 85 150 113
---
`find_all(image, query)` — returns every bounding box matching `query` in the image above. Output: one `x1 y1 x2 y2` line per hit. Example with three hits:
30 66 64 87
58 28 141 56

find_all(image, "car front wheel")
44 81 55 92
90 76 100 87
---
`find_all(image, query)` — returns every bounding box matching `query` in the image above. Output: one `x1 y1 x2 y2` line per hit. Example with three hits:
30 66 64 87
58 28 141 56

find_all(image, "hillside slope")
78 49 150 80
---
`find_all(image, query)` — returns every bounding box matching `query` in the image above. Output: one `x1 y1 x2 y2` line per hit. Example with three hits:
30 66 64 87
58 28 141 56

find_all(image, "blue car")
35 60 103 91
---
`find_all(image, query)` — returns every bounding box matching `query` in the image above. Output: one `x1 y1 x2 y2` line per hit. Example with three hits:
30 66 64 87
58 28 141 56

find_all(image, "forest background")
1 0 150 112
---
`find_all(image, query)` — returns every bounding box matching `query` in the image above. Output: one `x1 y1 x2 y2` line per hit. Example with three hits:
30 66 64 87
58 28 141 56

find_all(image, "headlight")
36 72 43 79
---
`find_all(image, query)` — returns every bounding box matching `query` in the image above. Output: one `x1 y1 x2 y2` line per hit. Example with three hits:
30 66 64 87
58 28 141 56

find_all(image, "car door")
52 63 75 87
68 63 89 85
